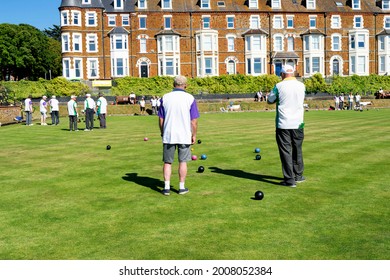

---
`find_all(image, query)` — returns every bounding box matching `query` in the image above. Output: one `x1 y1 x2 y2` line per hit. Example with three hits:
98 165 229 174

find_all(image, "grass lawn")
0 109 389 260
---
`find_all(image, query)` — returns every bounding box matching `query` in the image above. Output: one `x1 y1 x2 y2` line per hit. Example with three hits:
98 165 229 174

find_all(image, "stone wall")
0 106 23 125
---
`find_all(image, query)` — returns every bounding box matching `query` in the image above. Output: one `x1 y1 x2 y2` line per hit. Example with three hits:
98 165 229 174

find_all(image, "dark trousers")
276 128 304 185
85 108 94 130
69 115 78 131
98 113 106 128
25 111 32 125
51 111 59 125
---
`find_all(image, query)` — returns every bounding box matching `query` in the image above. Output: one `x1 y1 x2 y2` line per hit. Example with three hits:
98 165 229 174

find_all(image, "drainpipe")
190 12 194 78
268 12 272 74
374 13 378 74
324 12 327 77
101 9 106 79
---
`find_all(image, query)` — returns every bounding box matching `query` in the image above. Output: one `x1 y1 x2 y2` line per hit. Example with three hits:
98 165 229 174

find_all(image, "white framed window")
384 17 390 29
157 35 179 53
307 0 316 9
86 34 98 52
287 15 294 29
61 11 69 26
304 35 322 51
227 16 235 29
111 34 128 50
139 16 147 29
272 0 281 9
140 38 147 53
245 35 266 52
352 0 360 9
122 15 129 26
379 36 385 51
114 0 124 9
250 16 260 29
249 0 258 8
164 16 172 29
357 34 365 49
108 15 117 26
201 0 210 9
71 11 81 26
196 30 219 77
73 33 82 52
383 0 390 10
227 36 235 52
63 58 70 78
138 0 147 9
87 58 99 79
273 35 283 51
82 0 91 4
225 57 237 75
309 16 317 29
61 33 70 52
74 58 83 79
287 36 294 51
305 57 322 75
112 57 128 77
331 34 341 51
159 58 179 76
273 16 283 29
202 16 210 29
86 12 97 27
379 56 386 72
354 16 363 28
162 0 172 9
331 15 341 29
247 57 265 75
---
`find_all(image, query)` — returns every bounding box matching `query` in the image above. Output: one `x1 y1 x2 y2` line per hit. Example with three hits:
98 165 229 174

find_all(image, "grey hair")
174 76 187 87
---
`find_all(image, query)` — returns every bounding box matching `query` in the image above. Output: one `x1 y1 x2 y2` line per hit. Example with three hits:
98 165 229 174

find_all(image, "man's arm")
191 118 198 145
267 87 278 104
159 117 164 137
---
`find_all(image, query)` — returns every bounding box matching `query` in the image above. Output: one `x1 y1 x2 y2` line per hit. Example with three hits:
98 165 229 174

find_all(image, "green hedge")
1 74 389 103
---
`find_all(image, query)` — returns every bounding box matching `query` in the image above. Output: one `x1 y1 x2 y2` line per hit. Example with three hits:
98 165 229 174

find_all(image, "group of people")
137 95 161 115
67 93 108 131
159 69 305 195
254 90 268 102
333 93 361 110
24 95 60 126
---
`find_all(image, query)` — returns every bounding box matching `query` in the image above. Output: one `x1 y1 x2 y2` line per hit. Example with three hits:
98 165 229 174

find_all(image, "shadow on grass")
209 167 283 186
122 173 169 194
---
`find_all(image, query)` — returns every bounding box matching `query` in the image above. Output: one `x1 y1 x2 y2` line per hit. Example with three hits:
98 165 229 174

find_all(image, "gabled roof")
108 26 129 35
155 29 182 37
300 29 326 36
242 28 269 36
376 29 390 36
273 52 300 59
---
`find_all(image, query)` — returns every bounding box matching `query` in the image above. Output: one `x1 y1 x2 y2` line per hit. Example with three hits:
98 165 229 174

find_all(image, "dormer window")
201 0 210 9
352 0 360 9
162 0 172 9
383 0 390 10
115 0 124 9
139 0 147 9
82 0 91 4
307 0 316 9
249 0 258 9
272 0 281 9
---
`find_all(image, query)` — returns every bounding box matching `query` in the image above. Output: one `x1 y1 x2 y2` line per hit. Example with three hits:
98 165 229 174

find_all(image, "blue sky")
0 0 60 30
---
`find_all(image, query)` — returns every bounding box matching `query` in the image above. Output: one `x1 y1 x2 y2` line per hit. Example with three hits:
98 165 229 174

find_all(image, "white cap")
42 95 47 99
86 93 91 97
281 65 295 74
71 95 77 99
52 95 56 99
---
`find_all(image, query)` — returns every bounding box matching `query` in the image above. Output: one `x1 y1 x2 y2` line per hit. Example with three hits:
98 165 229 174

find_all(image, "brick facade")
59 0 390 80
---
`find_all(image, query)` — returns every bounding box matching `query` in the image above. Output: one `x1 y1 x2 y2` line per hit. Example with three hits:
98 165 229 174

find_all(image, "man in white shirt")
24 95 33 126
84 93 95 131
39 96 48 125
96 92 108 129
67 95 78 131
158 76 200 196
49 95 60 125
268 65 305 187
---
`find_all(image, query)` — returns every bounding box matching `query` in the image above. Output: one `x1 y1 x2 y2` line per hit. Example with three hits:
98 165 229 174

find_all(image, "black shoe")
295 176 306 183
162 189 170 196
280 181 296 188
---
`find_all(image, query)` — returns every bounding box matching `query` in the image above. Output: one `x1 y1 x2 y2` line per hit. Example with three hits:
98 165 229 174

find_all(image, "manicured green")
0 109 389 260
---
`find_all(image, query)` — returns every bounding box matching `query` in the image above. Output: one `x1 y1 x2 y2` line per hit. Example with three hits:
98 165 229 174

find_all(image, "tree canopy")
0 23 62 81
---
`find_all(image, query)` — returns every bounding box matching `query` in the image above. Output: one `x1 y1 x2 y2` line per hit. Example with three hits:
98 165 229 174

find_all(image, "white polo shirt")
97 97 107 114
158 89 200 145
67 99 77 116
268 77 305 129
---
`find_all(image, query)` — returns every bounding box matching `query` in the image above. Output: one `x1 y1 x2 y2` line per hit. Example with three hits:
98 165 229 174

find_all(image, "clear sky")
0 0 60 30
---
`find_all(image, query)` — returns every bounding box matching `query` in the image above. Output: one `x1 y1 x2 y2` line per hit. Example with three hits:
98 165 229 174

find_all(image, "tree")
43 25 61 42
0 23 62 81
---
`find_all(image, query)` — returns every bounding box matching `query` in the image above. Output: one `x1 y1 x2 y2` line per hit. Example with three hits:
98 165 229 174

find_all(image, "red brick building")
59 0 390 80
